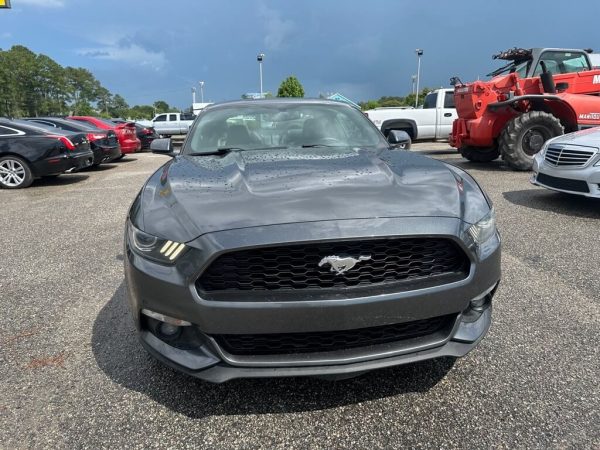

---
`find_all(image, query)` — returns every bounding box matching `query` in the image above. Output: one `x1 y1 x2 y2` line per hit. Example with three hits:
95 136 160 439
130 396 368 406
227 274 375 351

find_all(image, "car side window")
169 114 177 121
154 115 166 122
444 91 455 108
423 92 438 109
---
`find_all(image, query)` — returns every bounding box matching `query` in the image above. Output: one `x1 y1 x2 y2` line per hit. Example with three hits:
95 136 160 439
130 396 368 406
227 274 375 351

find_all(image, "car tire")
459 146 500 162
499 111 563 171
0 155 34 189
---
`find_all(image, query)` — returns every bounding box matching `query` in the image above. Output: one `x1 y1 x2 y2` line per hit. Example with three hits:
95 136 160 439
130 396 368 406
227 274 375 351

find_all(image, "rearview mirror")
387 130 412 150
150 138 174 156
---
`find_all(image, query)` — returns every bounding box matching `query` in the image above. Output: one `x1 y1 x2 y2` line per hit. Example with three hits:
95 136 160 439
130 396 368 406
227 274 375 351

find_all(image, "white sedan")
531 128 600 198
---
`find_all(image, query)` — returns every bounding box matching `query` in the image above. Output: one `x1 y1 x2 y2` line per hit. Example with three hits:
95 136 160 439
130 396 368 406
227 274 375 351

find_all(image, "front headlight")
468 208 497 245
127 222 187 263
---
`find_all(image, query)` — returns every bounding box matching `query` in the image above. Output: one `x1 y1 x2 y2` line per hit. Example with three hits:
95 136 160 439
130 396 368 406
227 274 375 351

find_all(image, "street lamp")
257 53 265 98
415 49 423 107
191 87 196 104
411 75 417 95
199 81 205 103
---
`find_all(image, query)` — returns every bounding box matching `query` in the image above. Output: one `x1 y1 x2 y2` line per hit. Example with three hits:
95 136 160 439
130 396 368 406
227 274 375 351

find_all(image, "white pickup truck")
152 112 196 136
365 88 457 142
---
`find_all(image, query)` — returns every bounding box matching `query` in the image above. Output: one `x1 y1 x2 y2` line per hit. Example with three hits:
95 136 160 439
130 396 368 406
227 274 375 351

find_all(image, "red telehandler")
450 48 600 170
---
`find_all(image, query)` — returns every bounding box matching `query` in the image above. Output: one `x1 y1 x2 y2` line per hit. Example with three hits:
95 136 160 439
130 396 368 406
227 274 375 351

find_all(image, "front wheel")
459 146 500 162
499 111 563 171
0 155 34 189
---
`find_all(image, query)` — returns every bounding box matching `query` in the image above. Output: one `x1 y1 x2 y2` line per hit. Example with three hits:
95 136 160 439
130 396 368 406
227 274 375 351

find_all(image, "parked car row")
0 118 94 189
0 115 159 189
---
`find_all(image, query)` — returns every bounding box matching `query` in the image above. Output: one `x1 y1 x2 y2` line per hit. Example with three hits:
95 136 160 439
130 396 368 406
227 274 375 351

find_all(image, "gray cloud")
258 3 296 51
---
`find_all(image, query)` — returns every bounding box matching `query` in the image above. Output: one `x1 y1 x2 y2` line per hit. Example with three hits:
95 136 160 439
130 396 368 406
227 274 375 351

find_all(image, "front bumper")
139 307 492 383
531 153 600 198
125 217 501 382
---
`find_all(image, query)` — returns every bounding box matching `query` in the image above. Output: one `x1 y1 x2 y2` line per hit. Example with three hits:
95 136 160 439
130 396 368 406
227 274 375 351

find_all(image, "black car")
112 119 158 149
25 117 121 166
125 99 501 383
0 118 94 189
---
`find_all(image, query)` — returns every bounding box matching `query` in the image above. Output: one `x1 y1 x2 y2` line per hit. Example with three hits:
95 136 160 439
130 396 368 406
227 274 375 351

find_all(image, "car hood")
138 147 490 242
547 127 600 148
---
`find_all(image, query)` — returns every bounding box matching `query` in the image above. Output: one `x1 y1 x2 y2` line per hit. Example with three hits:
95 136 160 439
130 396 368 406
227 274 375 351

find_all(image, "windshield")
183 103 386 154
488 60 530 78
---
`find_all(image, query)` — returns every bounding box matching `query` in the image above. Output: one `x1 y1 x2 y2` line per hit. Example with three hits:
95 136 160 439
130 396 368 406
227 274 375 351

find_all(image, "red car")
67 116 141 154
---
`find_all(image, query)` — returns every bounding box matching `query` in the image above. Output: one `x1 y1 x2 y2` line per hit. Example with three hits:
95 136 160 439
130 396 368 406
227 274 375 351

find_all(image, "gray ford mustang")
124 99 501 383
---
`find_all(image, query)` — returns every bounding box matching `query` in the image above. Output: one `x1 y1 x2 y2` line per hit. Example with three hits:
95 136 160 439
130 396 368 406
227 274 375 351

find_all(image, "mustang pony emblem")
318 255 372 275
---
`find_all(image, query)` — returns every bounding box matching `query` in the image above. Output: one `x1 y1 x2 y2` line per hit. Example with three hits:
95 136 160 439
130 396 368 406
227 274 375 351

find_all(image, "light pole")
257 53 265 98
415 49 423 107
411 75 417 95
191 87 196 104
199 81 205 103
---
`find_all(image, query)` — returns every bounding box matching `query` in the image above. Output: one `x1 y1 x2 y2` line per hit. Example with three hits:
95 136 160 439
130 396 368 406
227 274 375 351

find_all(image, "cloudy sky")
1 0 599 108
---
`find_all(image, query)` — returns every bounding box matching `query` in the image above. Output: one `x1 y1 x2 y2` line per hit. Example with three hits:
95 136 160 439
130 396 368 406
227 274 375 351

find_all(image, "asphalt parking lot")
1 143 599 449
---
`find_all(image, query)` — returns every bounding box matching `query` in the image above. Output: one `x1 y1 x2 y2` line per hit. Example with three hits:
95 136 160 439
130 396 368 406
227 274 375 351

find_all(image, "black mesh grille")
536 172 590 193
214 315 455 355
196 237 469 298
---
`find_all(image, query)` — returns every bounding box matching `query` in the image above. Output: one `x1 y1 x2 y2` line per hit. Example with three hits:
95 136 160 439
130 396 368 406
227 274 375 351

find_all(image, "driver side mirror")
150 138 174 156
387 130 412 150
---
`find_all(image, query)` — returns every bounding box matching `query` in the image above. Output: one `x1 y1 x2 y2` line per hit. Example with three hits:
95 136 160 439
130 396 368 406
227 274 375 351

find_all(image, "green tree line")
0 45 178 119
359 88 433 110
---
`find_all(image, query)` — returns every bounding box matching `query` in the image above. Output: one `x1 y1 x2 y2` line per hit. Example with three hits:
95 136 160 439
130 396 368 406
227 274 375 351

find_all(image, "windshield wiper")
301 144 338 148
187 146 288 156
187 147 244 156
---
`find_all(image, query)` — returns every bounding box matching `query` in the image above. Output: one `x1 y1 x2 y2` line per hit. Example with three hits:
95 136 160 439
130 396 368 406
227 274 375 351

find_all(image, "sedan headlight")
468 208 497 245
127 222 187 263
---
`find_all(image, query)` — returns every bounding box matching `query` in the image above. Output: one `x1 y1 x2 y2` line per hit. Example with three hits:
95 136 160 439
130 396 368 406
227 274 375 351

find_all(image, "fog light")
159 322 181 337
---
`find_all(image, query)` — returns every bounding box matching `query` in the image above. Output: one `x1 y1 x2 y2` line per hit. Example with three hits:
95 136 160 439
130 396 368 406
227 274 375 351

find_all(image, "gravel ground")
1 144 598 449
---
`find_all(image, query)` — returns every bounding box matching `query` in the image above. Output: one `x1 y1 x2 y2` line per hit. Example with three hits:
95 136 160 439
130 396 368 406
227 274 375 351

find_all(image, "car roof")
0 118 77 135
203 98 359 112
26 117 101 131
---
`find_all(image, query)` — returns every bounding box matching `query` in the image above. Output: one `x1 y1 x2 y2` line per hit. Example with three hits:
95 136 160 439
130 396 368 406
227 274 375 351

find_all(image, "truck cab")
152 113 196 136
366 88 457 141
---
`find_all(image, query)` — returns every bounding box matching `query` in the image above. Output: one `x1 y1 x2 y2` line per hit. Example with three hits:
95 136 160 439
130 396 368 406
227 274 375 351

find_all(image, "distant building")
242 93 266 100
327 93 360 109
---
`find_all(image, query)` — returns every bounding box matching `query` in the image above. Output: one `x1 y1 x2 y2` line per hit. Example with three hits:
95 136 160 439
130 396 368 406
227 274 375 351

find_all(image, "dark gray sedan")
124 99 501 383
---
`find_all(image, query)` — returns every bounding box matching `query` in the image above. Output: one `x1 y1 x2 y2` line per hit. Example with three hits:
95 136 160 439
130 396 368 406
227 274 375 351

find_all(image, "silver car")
532 128 600 198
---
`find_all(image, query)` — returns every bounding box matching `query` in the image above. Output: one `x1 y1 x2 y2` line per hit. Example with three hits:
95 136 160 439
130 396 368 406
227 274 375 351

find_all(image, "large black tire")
0 155 34 189
499 111 563 171
459 146 500 162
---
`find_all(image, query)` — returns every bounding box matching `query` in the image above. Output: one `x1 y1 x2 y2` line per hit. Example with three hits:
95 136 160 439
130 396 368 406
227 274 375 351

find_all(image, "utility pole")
257 53 265 98
415 49 423 107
